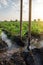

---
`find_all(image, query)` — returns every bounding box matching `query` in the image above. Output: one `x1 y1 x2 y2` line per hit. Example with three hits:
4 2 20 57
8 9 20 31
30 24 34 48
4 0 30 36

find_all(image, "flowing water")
1 32 12 48
0 31 43 51
0 32 20 51
0 32 43 65
39 40 43 48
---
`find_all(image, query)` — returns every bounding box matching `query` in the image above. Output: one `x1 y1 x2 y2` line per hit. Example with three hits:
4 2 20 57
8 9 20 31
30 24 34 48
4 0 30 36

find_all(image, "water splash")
39 40 43 48
1 32 12 49
0 32 21 51
0 31 43 52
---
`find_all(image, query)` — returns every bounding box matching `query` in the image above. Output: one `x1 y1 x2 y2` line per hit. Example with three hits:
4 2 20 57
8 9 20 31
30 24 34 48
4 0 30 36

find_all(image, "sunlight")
32 0 43 20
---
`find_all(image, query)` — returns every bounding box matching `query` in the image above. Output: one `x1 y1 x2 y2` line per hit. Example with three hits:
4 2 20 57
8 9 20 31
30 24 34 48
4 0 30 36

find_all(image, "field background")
0 20 43 37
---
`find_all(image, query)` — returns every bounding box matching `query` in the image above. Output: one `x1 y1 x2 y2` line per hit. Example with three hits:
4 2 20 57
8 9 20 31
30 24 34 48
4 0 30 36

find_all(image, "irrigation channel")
0 30 43 65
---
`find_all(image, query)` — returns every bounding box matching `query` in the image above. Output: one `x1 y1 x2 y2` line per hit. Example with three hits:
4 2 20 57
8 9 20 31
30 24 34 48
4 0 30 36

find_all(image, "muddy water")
0 32 22 59
0 32 43 64
39 40 43 48
29 39 43 50
0 31 43 51
1 32 12 49
0 32 20 51
0 32 43 65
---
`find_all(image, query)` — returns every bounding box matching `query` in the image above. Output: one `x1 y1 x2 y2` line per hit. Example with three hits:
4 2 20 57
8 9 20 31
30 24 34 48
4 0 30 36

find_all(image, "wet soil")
0 48 43 65
0 30 43 65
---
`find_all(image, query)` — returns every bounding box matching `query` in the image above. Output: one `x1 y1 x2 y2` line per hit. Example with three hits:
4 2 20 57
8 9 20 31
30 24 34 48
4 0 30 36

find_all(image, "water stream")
0 32 20 51
0 31 43 51
39 40 43 48
1 32 12 48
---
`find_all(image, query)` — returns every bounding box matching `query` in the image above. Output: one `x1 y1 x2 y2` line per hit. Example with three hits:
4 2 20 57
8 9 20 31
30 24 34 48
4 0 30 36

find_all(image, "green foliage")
0 21 43 36
0 29 2 35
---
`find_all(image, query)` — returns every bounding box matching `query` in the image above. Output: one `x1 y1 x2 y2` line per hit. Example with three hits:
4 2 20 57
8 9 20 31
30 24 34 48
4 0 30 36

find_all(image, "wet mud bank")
0 48 43 65
0 38 8 52
0 30 43 65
